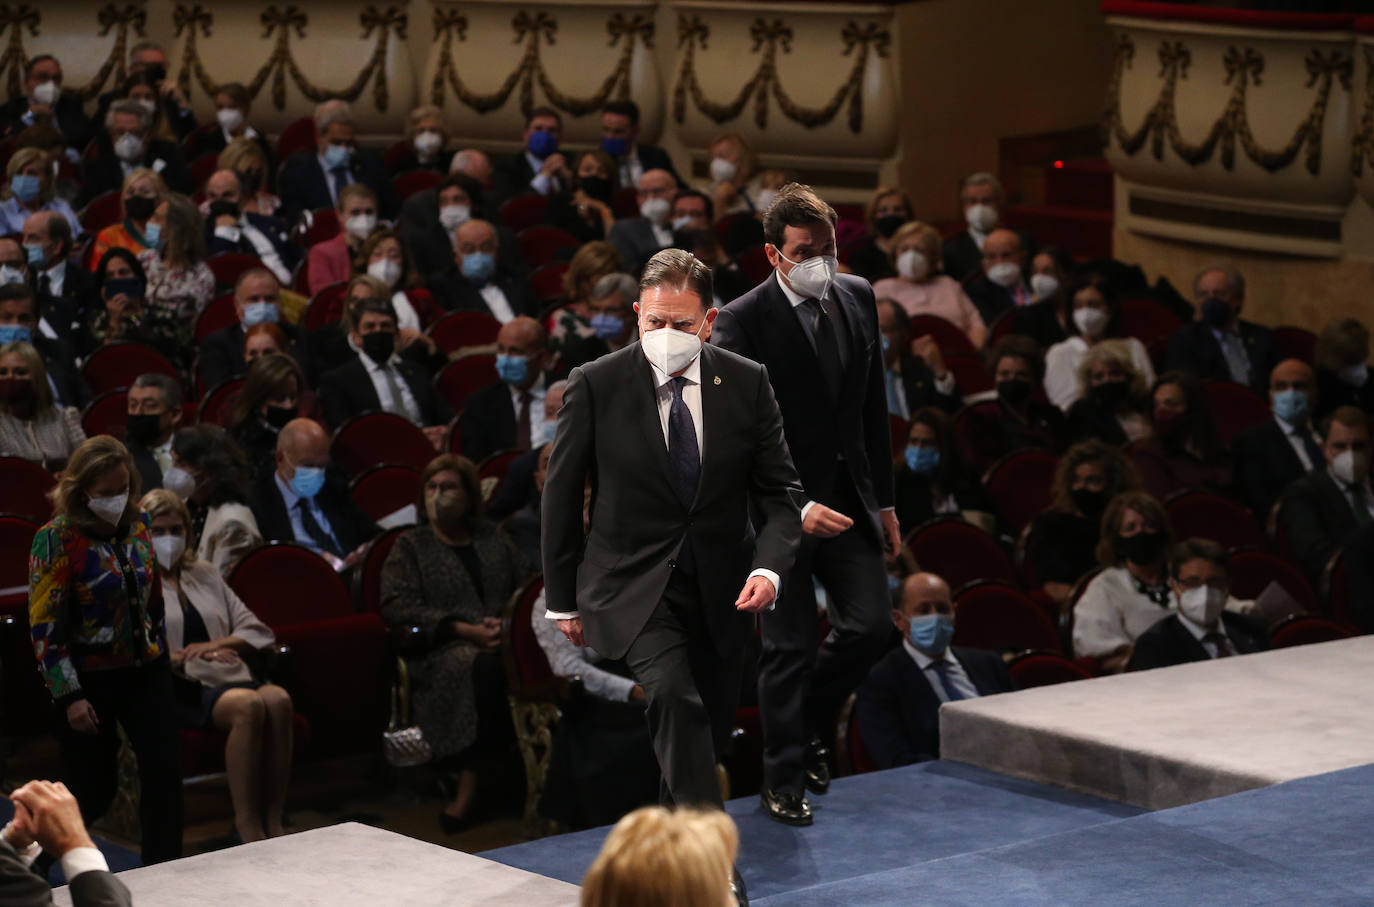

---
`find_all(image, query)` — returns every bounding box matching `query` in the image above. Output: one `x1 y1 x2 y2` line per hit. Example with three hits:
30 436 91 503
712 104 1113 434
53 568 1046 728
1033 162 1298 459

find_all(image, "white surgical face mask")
776 249 837 300
31 80 60 107
134 98 157 115
965 203 998 233
1331 448 1370 485
1073 306 1110 339
161 465 196 500
367 258 402 287
153 534 186 571
641 317 707 376
0 265 24 285
439 204 470 231
345 213 376 241
413 130 443 157
87 492 128 526
709 157 737 184
1339 363 1369 387
640 196 671 225
216 108 244 133
986 260 1022 289
1030 273 1060 300
114 133 145 164
1178 585 1225 628
896 249 929 282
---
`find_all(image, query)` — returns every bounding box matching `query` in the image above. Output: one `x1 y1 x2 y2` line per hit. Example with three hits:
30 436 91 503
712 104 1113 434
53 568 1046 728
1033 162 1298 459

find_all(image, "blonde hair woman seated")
142 488 293 843
90 167 167 270
0 340 85 471
581 806 739 907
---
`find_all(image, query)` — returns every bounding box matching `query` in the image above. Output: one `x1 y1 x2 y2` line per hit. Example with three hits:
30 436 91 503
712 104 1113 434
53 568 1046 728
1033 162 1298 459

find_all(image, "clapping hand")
9 781 96 857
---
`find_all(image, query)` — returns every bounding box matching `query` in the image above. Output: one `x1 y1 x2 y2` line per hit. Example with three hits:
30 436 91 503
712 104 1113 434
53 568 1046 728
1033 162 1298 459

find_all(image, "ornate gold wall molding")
671 15 888 133
1103 34 1352 176
0 3 146 101
427 8 653 118
1351 45 1374 177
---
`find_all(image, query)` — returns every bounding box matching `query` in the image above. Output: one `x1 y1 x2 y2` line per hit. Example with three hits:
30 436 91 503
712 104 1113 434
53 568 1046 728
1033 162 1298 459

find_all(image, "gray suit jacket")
608 217 669 276
0 838 131 907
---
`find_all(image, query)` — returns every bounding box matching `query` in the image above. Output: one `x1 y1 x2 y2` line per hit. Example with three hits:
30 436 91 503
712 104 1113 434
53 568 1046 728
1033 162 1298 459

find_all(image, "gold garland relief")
1351 45 1374 177
1102 33 1352 176
0 3 146 102
672 16 890 134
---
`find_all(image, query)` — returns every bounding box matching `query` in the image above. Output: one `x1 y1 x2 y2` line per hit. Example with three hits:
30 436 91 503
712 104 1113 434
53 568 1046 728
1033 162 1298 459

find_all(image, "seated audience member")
230 352 307 483
117 69 196 143
142 488 291 842
677 226 752 307
200 269 313 390
125 373 182 492
1008 247 1074 349
963 228 1032 327
557 273 637 372
250 417 378 557
942 172 1034 284
489 106 570 211
460 316 553 462
279 100 393 224
1027 440 1140 604
390 104 452 175
93 40 168 119
451 148 493 192
203 170 298 286
669 188 712 236
188 82 274 169
602 100 683 188
894 408 993 532
0 147 78 236
1044 271 1154 410
172 425 263 576
318 296 451 436
245 322 289 364
0 779 130 905
139 193 214 325
1028 246 1072 304
487 379 566 521
90 168 166 267
217 136 280 217
856 572 1014 768
1129 371 1231 501
847 186 911 283
1164 264 1275 393
1127 539 1269 672
1064 341 1153 446
1342 521 1374 633
1071 490 1175 672
581 807 738 907
962 335 1067 471
380 455 530 831
306 183 378 295
0 54 95 152
873 222 987 347
401 172 494 282
25 210 95 346
1313 317 1374 422
1281 405 1374 580
1232 359 1324 520
434 218 537 323
547 151 618 243
86 247 185 364
14 124 79 207
80 99 191 206
0 340 84 470
610 169 678 275
877 298 958 419
703 132 767 222
353 229 427 331
0 281 88 409
549 241 624 365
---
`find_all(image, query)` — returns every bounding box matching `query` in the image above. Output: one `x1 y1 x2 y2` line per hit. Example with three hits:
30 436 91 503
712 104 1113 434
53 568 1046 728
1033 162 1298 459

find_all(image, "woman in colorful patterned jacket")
28 435 183 864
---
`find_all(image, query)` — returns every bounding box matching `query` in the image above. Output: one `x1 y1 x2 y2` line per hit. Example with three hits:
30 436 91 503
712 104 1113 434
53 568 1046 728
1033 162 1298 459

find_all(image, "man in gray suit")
609 169 677 276
1 780 130 906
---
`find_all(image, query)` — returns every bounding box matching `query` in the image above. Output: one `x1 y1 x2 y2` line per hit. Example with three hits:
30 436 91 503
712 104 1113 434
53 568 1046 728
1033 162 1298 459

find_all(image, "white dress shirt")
358 351 423 425
479 281 516 324
1177 610 1236 659
41 260 64 298
273 470 342 553
152 435 173 476
214 217 291 284
618 149 644 192
903 639 980 703
968 225 988 251
1274 414 1318 472
527 150 560 196
510 379 549 446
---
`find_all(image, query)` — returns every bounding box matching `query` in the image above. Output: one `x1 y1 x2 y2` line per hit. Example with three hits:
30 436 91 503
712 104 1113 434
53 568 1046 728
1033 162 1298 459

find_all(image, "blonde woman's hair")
0 340 51 412
709 133 757 181
563 241 623 301
580 807 737 907
889 220 942 269
1076 338 1147 400
217 138 267 183
52 436 142 535
5 147 53 205
407 105 444 138
121 166 167 201
139 488 196 570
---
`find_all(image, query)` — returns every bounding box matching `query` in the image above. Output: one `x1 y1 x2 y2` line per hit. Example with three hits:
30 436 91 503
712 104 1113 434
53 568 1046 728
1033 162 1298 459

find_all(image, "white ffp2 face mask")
641 318 707 376
153 534 186 570
1331 448 1370 485
1178 585 1225 628
776 249 837 300
709 157 737 184
897 250 929 282
1073 306 1110 339
986 261 1022 289
345 214 377 241
1030 273 1060 299
367 258 402 287
161 465 196 500
965 203 998 233
88 492 128 526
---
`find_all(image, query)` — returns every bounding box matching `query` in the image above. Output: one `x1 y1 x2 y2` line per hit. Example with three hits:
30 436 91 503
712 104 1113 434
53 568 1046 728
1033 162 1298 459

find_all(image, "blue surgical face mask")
904 444 940 475
23 243 44 267
600 136 628 157
589 312 625 340
496 353 529 386
527 130 558 159
323 143 351 169
242 301 279 327
881 334 891 354
289 464 326 499
0 265 24 286
461 251 495 284
142 222 162 248
0 324 30 345
10 174 40 204
1272 388 1308 425
908 613 955 657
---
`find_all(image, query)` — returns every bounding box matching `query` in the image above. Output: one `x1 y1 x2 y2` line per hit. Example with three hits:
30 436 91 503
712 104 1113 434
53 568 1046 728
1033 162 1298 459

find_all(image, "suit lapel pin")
713 376 721 385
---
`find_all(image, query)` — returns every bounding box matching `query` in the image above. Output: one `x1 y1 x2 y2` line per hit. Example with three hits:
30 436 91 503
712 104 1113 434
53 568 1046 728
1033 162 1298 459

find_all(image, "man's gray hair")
314 100 353 134
589 272 638 304
128 41 164 63
639 249 713 312
961 171 1004 203
1194 263 1245 301
106 99 151 131
133 372 183 412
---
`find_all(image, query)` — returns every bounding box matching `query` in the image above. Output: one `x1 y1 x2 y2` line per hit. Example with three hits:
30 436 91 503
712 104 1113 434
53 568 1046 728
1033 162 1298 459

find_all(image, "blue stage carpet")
485 760 1145 900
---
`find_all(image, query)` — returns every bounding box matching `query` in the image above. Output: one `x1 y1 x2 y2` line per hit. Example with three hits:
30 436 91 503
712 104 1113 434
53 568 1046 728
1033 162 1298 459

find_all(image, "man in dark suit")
600 100 684 189
941 173 1035 284
22 212 95 347
0 55 94 154
962 228 1033 327
489 107 571 214
78 100 191 207
199 270 314 390
609 169 677 276
712 184 899 826
250 417 379 557
203 170 299 285
432 219 537 320
1127 539 1269 672
1232 359 1324 519
1281 405 1374 580
317 296 451 437
1 779 132 907
1165 264 1275 393
856 572 1014 768
460 316 553 462
124 374 183 493
0 282 88 409
278 100 394 224
876 299 959 418
542 249 803 825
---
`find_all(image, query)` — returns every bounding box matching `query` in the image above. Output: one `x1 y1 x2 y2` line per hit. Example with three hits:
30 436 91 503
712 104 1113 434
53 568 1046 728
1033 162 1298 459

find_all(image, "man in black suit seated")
432 219 537 321
1 779 132 907
78 100 191 207
1127 539 1269 672
487 378 566 520
0 55 94 155
250 417 379 559
489 106 572 214
278 100 394 224
199 269 314 390
318 295 451 440
1165 264 1275 394
0 282 88 409
876 298 959 418
124 373 184 494
856 572 1014 768
962 228 1033 328
1232 359 1324 520
203 170 299 285
557 272 638 373
1281 405 1374 580
599 100 684 190
22 212 94 347
942 173 1035 284
609 169 678 276
460 315 554 462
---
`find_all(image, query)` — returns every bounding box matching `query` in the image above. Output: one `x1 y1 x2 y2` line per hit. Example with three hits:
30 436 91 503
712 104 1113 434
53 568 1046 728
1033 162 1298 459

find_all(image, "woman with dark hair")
139 192 214 324
351 229 428 332
893 407 993 532
1129 371 1232 501
1043 271 1154 410
1009 246 1075 349
547 150 618 242
0 340 85 470
120 69 197 142
86 246 185 362
229 352 307 484
171 424 262 576
963 334 1068 472
379 454 533 832
28 435 182 864
845 186 911 283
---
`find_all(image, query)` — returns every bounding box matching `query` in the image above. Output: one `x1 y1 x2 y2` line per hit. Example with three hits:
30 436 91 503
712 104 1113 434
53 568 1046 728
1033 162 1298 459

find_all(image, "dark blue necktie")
668 377 699 573
929 661 965 702
297 499 341 556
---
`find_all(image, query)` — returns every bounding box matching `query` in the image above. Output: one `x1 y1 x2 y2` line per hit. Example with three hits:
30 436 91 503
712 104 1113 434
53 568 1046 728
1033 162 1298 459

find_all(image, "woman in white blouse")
170 424 262 576
1044 272 1154 410
143 489 293 843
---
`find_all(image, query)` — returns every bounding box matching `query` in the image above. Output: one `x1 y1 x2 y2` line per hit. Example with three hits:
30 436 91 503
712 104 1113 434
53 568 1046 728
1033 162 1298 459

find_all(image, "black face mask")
997 378 1033 407
124 195 156 221
126 412 163 447
1071 488 1107 518
144 64 168 84
577 176 612 203
207 199 240 222
1118 529 1167 565
874 215 906 239
263 404 295 429
1089 379 1130 410
1200 296 1232 328
361 330 395 365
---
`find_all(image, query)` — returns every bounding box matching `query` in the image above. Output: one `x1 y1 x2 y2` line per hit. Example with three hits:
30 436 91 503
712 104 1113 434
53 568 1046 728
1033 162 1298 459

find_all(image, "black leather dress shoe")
760 788 813 826
731 866 749 906
803 738 832 795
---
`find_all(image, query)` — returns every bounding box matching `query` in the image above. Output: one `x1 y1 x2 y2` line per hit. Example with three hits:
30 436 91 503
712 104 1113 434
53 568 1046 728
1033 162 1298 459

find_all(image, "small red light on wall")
1053 160 1065 169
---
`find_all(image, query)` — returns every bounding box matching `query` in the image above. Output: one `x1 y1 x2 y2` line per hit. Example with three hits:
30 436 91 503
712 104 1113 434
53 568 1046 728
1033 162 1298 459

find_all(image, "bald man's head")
205 169 242 206
544 379 567 422
1270 358 1317 421
496 315 549 391
275 418 330 482
983 229 1022 261
451 148 492 187
895 572 953 624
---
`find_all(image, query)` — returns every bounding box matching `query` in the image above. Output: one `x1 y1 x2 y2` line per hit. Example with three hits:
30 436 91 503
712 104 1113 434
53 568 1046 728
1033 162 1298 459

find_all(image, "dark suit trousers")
57 659 183 864
623 570 742 809
760 470 890 795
